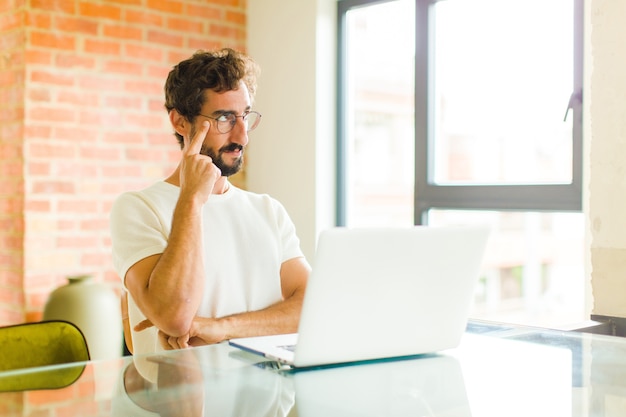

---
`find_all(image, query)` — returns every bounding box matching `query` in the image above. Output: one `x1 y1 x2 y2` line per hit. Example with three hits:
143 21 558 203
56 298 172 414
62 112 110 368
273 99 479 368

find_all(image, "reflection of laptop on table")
229 226 489 368
291 354 471 417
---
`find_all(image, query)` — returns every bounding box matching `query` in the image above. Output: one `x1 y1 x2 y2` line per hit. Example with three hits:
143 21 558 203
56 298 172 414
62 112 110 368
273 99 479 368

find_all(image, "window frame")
336 0 584 226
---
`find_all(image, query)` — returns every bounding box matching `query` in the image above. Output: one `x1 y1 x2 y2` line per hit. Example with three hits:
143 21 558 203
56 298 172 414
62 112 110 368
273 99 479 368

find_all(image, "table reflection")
286 354 471 417
119 350 204 416
114 345 471 417
113 344 295 416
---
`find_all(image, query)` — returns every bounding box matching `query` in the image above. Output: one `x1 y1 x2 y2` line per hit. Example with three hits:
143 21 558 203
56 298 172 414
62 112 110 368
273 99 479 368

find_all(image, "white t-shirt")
110 181 305 357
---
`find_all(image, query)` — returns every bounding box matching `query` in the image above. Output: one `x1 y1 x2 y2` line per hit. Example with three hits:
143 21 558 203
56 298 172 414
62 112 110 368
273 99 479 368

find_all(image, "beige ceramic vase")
43 275 123 360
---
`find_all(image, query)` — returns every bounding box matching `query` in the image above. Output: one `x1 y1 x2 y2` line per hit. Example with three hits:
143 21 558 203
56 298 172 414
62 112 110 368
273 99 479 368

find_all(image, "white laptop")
229 225 490 368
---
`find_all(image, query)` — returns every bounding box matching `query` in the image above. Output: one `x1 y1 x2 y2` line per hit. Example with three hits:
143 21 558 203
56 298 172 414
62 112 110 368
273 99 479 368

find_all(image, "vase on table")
43 275 123 360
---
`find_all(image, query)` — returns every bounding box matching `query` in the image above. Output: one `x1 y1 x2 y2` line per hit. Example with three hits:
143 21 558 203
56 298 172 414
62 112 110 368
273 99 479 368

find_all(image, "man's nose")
230 118 249 146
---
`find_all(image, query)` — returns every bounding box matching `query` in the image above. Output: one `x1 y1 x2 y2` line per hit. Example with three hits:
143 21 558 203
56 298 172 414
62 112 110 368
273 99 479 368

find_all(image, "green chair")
0 320 90 391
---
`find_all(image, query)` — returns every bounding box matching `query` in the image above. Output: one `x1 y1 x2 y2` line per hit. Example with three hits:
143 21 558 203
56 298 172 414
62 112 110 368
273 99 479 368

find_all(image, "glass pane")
432 0 574 185
344 0 415 227
429 210 585 327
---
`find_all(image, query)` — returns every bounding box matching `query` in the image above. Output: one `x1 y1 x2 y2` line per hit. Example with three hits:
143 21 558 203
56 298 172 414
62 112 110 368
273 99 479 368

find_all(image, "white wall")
588 0 626 318
247 0 336 262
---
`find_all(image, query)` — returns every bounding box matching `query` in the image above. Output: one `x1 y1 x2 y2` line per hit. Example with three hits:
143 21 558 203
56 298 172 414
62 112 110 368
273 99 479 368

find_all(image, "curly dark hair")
164 48 260 148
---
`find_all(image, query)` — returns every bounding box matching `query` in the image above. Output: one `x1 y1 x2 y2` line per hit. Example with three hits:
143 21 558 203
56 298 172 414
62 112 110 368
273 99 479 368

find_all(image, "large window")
337 0 584 327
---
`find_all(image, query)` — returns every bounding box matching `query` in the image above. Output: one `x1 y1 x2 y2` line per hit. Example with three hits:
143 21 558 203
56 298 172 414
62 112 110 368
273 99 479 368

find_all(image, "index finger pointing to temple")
185 120 210 156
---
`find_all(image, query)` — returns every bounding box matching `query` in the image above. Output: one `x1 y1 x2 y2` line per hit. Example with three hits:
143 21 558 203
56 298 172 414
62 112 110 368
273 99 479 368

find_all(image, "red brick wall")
0 1 247 325
0 5 26 324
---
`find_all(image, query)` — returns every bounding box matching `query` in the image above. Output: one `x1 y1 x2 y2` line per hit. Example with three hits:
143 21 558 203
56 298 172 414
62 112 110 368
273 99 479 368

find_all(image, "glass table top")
1 320 625 416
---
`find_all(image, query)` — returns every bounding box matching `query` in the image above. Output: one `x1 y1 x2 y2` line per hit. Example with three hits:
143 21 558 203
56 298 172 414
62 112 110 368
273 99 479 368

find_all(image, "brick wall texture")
0 0 247 325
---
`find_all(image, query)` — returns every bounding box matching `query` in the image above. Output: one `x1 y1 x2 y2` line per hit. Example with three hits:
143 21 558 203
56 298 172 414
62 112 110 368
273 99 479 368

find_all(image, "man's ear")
169 110 188 137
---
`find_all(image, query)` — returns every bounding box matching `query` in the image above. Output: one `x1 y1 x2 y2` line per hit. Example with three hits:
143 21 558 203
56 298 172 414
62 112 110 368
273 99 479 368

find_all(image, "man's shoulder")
118 181 177 199
113 181 179 211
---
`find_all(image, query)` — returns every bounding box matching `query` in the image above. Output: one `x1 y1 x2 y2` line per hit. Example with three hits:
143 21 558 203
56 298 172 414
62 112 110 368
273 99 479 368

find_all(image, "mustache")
221 143 244 153
199 143 244 157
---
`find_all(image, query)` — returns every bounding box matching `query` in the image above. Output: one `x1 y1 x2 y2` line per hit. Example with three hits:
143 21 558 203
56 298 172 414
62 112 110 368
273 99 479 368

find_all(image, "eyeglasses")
199 110 262 134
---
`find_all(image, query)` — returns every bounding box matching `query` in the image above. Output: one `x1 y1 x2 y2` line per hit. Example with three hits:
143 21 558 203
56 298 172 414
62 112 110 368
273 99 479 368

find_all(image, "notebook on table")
229 225 490 368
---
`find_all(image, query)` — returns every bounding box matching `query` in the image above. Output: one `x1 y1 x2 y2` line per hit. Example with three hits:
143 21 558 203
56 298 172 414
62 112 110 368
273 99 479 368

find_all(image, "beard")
200 143 244 177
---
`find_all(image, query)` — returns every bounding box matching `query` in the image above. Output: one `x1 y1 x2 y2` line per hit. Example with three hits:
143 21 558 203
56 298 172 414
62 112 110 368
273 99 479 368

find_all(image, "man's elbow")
153 311 193 338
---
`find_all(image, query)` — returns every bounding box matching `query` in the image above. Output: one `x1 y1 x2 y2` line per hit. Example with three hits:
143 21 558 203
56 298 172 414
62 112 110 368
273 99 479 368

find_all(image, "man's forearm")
179 290 305 347
220 291 305 339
